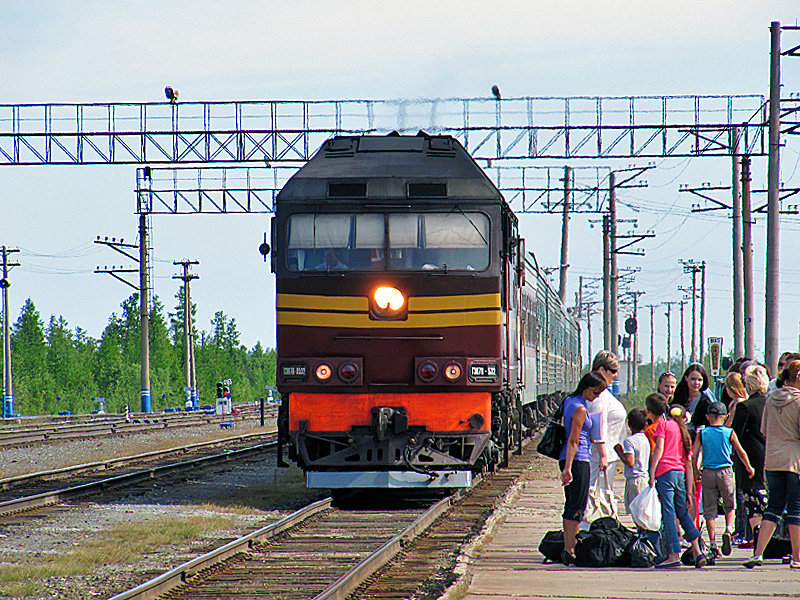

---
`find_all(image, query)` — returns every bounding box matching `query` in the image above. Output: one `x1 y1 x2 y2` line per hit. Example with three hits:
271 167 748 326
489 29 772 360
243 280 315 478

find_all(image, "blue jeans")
764 470 800 526
656 469 701 555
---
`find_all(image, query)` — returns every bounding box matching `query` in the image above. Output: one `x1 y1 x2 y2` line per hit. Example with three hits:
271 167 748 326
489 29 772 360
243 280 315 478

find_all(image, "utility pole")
664 301 680 374
700 261 707 367
731 125 744 359
623 290 644 392
173 260 199 409
681 260 703 364
645 304 658 388
94 227 151 413
603 214 611 350
742 154 755 358
559 166 571 303
680 300 687 373
632 291 641 391
139 214 151 413
765 20 781 373
609 172 619 356
1 246 20 419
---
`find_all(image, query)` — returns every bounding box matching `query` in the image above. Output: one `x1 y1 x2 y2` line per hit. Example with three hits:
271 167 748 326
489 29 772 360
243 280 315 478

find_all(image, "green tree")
11 299 49 414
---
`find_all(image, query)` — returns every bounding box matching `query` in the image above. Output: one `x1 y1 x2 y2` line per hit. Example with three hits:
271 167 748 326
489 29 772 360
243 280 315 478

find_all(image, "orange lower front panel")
289 392 490 432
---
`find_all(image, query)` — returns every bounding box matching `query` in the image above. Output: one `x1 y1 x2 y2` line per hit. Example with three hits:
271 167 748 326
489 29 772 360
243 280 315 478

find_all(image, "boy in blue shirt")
692 401 755 556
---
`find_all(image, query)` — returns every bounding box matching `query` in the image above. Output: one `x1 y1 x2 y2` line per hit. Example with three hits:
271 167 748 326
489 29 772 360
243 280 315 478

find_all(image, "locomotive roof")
276 133 504 203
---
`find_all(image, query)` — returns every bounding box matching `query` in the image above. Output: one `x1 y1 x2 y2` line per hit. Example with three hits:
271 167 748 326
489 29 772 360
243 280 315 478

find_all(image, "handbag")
584 470 618 522
536 400 566 459
628 485 661 531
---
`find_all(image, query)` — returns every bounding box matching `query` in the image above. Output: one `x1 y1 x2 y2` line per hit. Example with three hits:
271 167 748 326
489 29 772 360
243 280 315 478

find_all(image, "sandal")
695 554 707 568
560 550 574 566
655 559 682 569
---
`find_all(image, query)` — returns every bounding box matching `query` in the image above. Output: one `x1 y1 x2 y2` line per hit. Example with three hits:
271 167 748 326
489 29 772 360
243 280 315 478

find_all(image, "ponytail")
777 359 800 389
668 404 692 456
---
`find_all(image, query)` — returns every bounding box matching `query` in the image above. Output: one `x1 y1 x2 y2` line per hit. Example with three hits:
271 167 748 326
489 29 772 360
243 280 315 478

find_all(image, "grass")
0 513 235 598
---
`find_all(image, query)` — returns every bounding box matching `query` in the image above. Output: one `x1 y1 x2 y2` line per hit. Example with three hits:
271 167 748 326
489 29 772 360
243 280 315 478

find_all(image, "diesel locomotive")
270 133 580 488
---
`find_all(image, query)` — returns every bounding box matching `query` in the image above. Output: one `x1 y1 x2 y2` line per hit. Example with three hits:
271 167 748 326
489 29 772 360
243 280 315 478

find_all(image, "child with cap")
692 400 755 556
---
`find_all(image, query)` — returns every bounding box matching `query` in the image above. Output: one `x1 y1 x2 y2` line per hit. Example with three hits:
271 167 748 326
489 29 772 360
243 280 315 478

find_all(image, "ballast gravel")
0 414 325 600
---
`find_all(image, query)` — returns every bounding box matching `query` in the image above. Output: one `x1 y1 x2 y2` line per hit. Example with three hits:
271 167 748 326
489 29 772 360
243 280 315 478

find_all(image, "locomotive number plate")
469 363 498 383
280 363 308 381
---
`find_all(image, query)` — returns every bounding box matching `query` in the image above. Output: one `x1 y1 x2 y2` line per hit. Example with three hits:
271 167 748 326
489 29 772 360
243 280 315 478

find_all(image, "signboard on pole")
708 337 723 376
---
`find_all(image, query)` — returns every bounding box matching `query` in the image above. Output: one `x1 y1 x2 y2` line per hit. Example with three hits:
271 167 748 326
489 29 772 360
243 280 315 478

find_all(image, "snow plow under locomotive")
269 133 580 488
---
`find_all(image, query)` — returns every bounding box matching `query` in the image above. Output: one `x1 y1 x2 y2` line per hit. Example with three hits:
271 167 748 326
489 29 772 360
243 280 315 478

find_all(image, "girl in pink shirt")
649 403 706 568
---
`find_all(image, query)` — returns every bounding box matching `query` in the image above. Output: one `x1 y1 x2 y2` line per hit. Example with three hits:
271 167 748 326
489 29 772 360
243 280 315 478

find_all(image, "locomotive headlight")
443 363 463 382
373 286 404 311
315 364 333 382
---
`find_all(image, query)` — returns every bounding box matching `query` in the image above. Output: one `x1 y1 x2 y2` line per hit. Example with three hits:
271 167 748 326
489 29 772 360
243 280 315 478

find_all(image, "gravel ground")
0 413 276 477
0 415 326 600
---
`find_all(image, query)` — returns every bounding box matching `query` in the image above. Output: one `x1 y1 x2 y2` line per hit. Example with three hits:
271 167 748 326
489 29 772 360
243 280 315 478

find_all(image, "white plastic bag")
629 485 662 531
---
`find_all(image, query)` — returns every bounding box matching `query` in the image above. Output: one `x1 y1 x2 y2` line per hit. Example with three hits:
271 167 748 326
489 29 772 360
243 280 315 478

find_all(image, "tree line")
1 290 276 416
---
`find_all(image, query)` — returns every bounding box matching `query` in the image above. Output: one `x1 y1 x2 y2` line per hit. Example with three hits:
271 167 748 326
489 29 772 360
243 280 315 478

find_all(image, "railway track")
0 432 278 518
0 403 277 448
108 493 454 600
105 440 540 600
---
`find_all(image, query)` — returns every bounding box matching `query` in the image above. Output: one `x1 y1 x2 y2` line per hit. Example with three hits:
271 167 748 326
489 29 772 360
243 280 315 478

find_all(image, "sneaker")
744 555 763 569
738 540 754 549
722 531 732 556
790 560 800 569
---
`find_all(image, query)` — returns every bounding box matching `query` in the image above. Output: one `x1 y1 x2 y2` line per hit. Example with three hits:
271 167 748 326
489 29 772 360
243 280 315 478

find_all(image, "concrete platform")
458 457 800 600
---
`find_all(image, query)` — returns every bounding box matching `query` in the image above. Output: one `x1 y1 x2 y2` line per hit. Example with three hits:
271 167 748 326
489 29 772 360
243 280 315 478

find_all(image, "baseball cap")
707 401 728 416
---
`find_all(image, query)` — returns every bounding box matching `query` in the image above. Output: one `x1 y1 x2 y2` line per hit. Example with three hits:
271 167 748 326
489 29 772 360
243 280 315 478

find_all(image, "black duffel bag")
574 517 635 567
538 529 565 563
627 534 658 568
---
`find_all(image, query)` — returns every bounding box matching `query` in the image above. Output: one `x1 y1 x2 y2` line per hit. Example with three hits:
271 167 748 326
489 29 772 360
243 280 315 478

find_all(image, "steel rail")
106 492 456 600
106 497 333 600
0 429 277 490
0 440 277 517
313 494 455 600
0 405 277 448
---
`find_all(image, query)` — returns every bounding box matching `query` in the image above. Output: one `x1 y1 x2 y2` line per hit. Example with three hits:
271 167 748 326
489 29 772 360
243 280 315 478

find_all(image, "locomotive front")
273 134 517 488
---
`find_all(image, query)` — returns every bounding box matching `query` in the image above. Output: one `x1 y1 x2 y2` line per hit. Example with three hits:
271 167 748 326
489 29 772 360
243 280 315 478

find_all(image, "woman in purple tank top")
559 371 609 565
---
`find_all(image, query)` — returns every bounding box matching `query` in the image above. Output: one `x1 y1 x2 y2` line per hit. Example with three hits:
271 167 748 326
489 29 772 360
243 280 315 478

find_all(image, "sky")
1 0 800 367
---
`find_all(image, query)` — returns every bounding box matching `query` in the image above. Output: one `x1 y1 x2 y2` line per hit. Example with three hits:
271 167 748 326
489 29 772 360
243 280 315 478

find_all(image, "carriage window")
286 211 489 272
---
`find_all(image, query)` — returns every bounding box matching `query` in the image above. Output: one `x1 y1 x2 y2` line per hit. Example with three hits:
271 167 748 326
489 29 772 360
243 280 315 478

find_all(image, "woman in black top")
730 364 769 538
673 363 716 432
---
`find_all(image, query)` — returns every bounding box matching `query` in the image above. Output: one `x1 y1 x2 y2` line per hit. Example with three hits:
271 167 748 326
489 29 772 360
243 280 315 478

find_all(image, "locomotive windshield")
286 212 490 272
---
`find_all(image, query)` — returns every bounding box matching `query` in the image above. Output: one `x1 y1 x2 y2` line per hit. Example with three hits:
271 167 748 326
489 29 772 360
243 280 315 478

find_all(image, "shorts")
624 475 649 514
559 459 590 522
744 488 768 519
701 466 735 520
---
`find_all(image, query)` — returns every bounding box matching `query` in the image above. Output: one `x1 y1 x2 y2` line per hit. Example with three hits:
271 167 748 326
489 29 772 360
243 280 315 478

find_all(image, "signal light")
216 382 223 398
338 362 358 383
443 363 463 382
419 362 438 381
315 364 333 382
